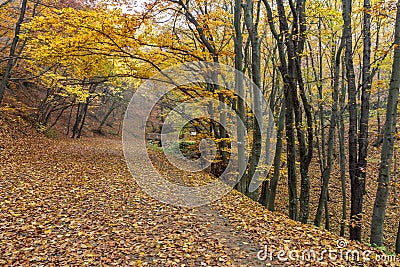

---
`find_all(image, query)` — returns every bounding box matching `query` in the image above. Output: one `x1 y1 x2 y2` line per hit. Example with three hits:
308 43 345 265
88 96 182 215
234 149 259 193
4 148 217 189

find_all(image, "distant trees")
10 5 144 136
0 0 89 105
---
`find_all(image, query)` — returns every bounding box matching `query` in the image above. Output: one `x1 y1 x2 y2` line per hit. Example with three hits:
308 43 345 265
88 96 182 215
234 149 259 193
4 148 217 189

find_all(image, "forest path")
1 136 393 266
0 137 265 266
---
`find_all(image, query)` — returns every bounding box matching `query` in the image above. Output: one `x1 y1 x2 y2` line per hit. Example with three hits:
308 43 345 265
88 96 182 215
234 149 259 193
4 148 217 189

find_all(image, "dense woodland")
1 0 400 257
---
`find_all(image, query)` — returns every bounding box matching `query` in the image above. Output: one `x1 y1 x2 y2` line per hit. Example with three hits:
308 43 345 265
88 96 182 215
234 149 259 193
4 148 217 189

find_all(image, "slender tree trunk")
396 221 400 254
66 101 75 136
243 0 263 201
370 0 400 245
377 71 382 134
339 57 347 237
48 104 71 130
318 16 327 170
0 0 28 104
260 56 278 205
375 20 382 136
277 0 300 222
77 99 90 138
294 0 312 224
296 61 313 224
218 92 228 165
285 85 298 221
324 191 330 230
262 0 299 220
357 0 372 196
260 61 279 207
72 103 82 138
342 0 362 241
98 101 119 132
267 102 285 211
307 42 324 176
315 27 345 227
234 0 247 195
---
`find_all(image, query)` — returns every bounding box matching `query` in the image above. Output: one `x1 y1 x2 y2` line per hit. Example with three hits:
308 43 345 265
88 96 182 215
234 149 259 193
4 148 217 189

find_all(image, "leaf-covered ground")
0 116 398 266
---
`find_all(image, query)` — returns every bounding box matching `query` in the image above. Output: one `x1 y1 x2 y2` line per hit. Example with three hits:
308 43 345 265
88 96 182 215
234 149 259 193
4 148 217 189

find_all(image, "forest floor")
0 113 398 266
271 124 400 254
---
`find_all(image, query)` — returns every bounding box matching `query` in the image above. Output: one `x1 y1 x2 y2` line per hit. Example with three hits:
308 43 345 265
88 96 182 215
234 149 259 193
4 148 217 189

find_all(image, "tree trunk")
77 99 90 138
339 57 347 237
260 62 280 207
261 0 319 223
342 0 362 241
317 17 327 170
270 0 298 220
267 102 285 211
396 221 400 254
292 0 312 224
314 27 345 227
234 0 247 195
98 101 118 132
243 0 263 201
324 191 330 230
357 0 372 197
48 104 72 130
0 0 28 104
296 59 313 224
375 19 383 142
285 84 298 221
370 0 400 245
72 103 82 138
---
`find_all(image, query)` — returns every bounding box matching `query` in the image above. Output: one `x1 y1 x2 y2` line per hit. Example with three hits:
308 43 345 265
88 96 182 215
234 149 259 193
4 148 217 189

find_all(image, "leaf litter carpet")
0 134 397 266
